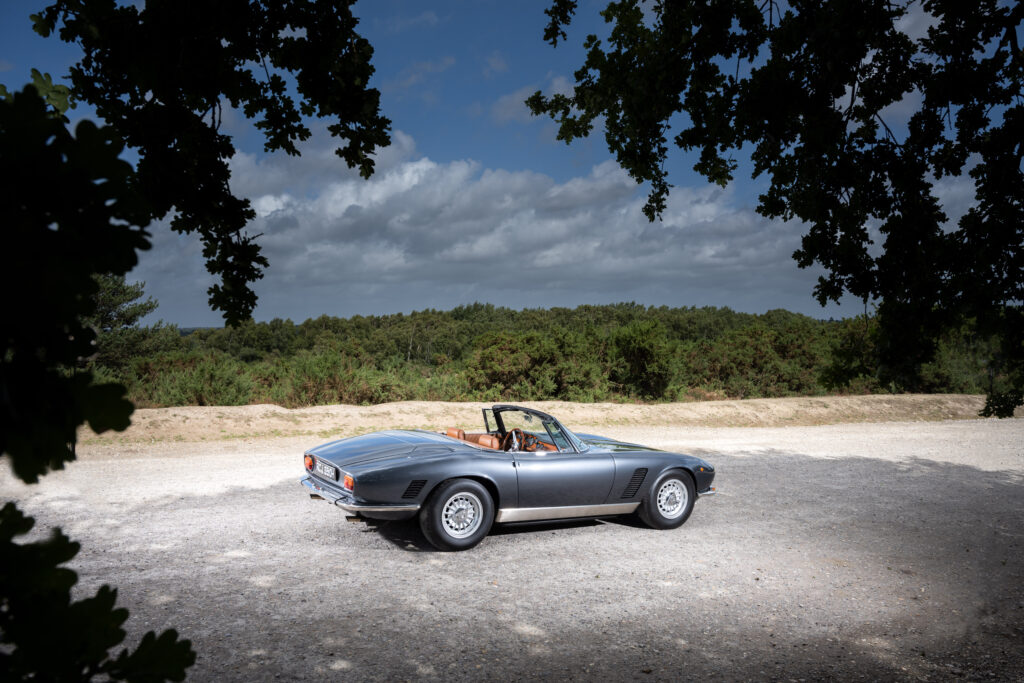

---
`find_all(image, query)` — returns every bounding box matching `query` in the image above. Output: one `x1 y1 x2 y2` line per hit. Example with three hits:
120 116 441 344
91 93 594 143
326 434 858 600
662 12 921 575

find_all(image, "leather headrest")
477 434 500 449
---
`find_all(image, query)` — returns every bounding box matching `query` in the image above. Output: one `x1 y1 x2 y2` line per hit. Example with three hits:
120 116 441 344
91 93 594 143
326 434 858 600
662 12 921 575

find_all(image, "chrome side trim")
495 502 640 523
300 476 420 514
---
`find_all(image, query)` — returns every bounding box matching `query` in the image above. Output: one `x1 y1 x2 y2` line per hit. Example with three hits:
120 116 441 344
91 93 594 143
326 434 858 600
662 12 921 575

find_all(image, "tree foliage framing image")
529 0 1023 415
1 1 390 679
1 0 1021 679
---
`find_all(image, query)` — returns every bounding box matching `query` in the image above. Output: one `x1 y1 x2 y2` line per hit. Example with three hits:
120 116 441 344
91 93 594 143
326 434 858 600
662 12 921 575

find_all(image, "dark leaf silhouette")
32 0 391 324
0 503 195 681
530 0 1023 413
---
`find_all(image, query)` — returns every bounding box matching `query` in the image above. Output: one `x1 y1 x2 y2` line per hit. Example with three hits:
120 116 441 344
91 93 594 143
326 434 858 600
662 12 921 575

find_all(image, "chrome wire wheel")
656 479 688 519
441 491 483 538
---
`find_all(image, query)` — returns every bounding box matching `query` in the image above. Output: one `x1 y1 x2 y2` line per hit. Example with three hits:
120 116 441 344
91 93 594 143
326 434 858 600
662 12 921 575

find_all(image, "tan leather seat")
477 434 500 450
446 428 466 441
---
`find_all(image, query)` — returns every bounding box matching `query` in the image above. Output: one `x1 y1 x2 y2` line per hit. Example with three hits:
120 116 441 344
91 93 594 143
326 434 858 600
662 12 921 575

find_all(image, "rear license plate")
315 461 337 480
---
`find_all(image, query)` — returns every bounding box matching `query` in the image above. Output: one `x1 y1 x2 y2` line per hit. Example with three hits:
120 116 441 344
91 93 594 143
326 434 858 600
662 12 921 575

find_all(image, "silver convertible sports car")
301 404 716 551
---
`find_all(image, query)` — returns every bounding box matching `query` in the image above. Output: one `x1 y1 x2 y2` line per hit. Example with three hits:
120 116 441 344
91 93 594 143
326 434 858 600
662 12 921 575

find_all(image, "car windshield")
495 408 588 453
544 419 587 452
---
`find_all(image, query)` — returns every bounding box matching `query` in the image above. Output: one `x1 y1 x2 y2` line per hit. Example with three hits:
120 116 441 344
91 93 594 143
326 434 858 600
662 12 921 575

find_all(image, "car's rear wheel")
638 470 695 530
419 479 494 551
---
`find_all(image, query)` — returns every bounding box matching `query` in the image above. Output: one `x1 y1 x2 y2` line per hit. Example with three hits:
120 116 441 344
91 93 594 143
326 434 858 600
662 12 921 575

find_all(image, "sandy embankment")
4 394 1020 681
78 393 1001 445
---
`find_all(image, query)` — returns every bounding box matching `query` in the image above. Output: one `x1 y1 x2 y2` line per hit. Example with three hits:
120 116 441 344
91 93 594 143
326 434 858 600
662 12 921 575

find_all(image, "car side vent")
402 480 427 499
622 468 648 498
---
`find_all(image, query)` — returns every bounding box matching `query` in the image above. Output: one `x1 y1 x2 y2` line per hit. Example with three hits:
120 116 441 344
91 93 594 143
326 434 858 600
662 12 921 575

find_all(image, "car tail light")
304 454 314 471
342 474 354 492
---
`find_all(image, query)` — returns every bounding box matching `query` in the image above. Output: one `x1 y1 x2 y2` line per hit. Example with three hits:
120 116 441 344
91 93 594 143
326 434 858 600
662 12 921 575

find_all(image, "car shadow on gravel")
39 448 1024 682
370 516 607 552
348 452 1024 680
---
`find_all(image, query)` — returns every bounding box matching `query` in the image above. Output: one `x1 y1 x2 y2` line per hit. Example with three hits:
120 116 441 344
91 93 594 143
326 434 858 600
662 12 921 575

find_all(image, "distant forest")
90 302 999 408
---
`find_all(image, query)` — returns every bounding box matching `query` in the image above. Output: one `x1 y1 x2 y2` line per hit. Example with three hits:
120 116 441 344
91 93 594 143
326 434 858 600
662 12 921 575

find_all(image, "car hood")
575 433 663 453
577 433 713 472
307 430 458 471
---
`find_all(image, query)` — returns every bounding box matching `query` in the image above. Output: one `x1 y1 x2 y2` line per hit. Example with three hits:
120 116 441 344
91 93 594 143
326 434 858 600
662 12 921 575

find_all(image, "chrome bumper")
698 487 717 497
300 476 421 515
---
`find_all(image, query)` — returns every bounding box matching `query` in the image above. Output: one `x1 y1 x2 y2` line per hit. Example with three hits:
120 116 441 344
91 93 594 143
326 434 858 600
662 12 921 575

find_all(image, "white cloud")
547 75 574 96
131 128 866 325
877 88 922 125
381 11 439 34
483 50 508 77
228 126 417 199
492 76 574 125
146 130 856 323
130 218 218 325
932 168 976 229
386 56 456 91
895 2 937 42
491 85 537 124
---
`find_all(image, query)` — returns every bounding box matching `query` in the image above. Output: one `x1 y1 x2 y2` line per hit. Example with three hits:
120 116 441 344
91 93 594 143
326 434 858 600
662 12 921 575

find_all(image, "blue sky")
0 1 907 326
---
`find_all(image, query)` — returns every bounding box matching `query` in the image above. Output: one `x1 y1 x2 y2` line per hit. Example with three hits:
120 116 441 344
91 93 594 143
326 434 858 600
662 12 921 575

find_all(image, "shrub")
608 320 674 398
129 351 253 406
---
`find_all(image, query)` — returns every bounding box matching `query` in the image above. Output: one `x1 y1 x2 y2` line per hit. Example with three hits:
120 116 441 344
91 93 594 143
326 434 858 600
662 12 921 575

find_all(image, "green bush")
97 304 998 408
129 352 253 406
683 323 828 399
609 320 674 398
466 329 610 401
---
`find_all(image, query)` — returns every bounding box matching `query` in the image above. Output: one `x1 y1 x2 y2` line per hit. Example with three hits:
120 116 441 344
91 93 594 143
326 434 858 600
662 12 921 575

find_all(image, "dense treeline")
90 303 1002 408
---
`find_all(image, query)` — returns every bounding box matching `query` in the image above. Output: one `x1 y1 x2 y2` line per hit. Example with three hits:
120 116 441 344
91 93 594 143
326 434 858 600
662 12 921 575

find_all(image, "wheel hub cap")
441 492 482 538
657 480 687 519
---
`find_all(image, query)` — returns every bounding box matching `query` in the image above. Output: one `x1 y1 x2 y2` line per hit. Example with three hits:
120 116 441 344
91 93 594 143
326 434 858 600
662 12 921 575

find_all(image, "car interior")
443 426 557 452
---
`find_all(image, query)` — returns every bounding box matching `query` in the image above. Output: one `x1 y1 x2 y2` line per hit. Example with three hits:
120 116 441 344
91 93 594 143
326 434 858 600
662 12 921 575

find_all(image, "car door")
513 449 616 508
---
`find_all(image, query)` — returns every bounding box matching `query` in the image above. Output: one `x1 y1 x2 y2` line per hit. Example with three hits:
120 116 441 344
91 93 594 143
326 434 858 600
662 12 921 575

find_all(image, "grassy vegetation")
93 303 999 408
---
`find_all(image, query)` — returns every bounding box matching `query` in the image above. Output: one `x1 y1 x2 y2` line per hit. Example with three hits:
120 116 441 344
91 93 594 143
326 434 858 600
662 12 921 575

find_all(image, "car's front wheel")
419 479 494 551
638 470 696 530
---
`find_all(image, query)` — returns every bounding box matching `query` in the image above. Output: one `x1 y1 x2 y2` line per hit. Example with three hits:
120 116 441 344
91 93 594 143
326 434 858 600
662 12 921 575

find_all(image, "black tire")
419 479 494 551
638 470 696 530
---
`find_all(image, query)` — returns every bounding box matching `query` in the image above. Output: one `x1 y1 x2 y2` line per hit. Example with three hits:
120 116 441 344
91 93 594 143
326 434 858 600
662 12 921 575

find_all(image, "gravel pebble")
3 414 1023 681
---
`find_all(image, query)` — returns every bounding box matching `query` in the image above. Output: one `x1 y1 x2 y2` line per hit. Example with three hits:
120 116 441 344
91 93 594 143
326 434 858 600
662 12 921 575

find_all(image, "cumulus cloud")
228 124 418 200
131 218 218 326
932 169 977 229
131 128 859 325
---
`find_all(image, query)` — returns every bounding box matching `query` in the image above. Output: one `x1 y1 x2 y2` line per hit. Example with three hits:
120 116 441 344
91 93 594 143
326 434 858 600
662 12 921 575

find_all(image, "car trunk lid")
308 430 454 470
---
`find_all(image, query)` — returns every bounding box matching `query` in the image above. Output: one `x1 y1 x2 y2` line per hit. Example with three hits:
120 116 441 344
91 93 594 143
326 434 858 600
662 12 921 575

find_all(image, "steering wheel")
501 428 523 451
502 428 541 452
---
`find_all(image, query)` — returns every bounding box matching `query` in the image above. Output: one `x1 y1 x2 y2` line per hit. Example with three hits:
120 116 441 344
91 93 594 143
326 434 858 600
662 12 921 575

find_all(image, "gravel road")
3 418 1023 681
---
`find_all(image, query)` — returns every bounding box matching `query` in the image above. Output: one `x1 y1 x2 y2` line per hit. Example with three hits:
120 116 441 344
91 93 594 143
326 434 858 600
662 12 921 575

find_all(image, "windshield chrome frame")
491 405 589 454
482 408 496 434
